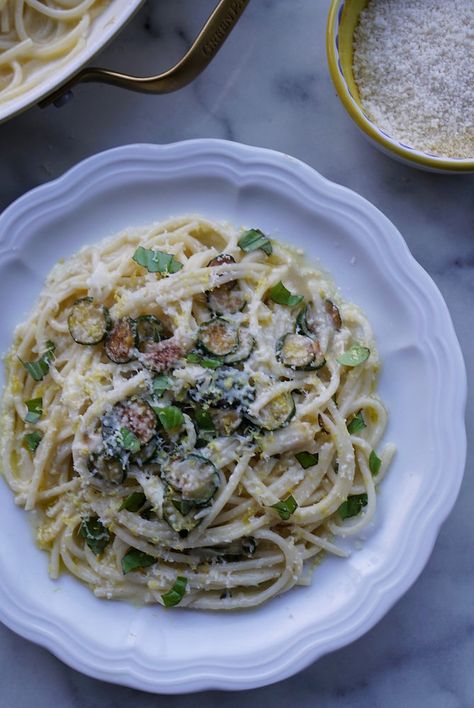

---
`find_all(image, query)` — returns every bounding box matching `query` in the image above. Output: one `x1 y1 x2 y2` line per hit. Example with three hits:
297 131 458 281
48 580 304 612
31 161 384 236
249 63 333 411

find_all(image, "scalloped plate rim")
0 140 466 693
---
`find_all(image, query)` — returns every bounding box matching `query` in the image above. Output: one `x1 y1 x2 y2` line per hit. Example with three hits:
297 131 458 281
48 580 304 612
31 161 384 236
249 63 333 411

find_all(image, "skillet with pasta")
0 0 109 103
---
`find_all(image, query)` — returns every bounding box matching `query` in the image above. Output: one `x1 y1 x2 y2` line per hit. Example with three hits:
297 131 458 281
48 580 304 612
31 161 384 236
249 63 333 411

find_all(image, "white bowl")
0 0 143 124
0 140 466 692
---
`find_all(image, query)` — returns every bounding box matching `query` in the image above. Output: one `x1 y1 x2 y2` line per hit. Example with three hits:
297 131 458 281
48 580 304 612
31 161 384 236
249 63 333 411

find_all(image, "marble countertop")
0 1 473 706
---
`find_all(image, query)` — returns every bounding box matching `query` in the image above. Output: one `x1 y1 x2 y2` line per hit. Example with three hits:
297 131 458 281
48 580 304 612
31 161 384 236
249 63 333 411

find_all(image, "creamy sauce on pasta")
0 216 394 609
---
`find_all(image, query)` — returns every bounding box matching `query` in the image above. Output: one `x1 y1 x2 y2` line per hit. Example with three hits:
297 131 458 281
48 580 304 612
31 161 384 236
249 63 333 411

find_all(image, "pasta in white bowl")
1 215 394 609
0 141 465 692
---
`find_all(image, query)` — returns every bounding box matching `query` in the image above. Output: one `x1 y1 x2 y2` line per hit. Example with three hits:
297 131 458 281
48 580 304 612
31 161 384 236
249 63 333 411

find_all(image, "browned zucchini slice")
162 454 219 505
198 318 239 357
276 333 325 370
68 297 110 345
105 318 136 363
246 392 296 431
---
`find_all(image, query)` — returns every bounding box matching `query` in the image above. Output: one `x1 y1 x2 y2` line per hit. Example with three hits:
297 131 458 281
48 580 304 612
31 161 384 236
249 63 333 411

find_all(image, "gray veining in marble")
0 1 473 706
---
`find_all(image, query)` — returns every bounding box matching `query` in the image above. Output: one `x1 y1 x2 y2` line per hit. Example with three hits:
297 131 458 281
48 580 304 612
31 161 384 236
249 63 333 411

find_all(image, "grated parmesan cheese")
352 0 474 158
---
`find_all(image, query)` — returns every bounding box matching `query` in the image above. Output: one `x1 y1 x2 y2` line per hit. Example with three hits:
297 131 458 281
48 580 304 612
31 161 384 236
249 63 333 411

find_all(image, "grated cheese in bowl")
352 0 474 159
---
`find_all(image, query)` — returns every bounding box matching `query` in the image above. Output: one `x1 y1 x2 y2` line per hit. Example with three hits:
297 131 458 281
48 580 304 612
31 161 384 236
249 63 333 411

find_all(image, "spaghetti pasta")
0 0 110 103
0 216 394 609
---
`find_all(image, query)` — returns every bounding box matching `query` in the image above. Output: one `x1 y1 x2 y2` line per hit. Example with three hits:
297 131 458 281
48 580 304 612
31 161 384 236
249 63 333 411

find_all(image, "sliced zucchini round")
140 338 184 373
212 536 258 560
296 304 317 339
135 315 163 352
247 391 295 431
130 433 177 467
207 286 246 315
276 333 325 370
105 318 136 363
188 367 256 410
130 435 159 466
102 398 157 449
207 254 236 289
211 409 242 436
88 451 127 487
162 486 201 536
162 454 219 505
224 328 255 364
198 318 239 357
68 297 110 345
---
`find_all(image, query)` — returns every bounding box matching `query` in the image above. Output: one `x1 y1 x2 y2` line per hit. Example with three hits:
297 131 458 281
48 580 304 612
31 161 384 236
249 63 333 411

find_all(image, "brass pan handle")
41 0 251 108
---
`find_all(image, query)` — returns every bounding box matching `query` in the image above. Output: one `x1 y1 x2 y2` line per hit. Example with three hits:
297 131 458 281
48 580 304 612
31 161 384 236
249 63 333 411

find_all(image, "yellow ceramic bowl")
326 0 474 173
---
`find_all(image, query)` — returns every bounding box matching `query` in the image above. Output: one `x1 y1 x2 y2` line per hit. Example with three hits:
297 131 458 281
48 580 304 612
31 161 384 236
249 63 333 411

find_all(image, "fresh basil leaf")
201 356 223 369
339 493 368 520
132 246 183 275
25 397 43 424
20 341 55 381
238 229 273 256
172 498 194 516
167 258 183 274
337 344 370 367
186 352 222 369
119 492 147 512
369 450 382 476
271 494 298 521
347 411 366 434
295 451 319 469
194 405 215 432
269 281 304 307
161 576 187 607
80 516 111 556
119 427 140 453
153 405 184 431
153 374 172 397
121 548 156 574
24 431 42 453
44 339 55 355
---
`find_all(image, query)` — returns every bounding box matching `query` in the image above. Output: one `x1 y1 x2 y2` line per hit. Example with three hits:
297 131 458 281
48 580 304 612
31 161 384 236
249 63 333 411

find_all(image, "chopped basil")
25 397 43 424
271 494 298 521
339 493 368 520
347 411 366 434
132 246 183 275
153 405 184 431
337 344 370 367
24 431 42 453
238 229 273 256
79 516 111 556
172 498 195 516
161 576 187 607
152 374 172 397
186 352 223 369
369 450 382 476
119 427 140 453
269 282 304 307
119 492 147 512
121 548 156 574
194 405 215 432
20 341 55 381
295 451 319 469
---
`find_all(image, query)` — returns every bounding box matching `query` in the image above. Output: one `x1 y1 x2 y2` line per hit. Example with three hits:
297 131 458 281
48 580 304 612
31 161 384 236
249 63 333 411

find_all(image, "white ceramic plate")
0 0 144 125
0 141 466 693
